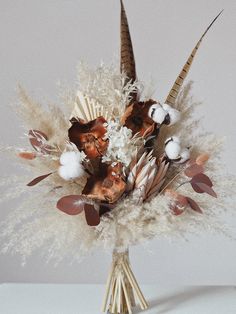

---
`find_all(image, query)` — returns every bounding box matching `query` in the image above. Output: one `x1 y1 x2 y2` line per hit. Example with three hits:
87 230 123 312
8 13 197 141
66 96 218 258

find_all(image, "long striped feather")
165 10 223 106
120 0 136 83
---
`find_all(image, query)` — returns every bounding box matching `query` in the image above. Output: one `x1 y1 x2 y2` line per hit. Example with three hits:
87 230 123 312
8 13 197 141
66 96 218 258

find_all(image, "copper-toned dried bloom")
121 100 157 136
82 162 126 203
68 116 108 159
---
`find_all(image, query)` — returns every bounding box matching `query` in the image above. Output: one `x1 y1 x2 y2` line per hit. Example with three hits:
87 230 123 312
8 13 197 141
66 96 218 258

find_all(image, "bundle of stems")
102 249 148 314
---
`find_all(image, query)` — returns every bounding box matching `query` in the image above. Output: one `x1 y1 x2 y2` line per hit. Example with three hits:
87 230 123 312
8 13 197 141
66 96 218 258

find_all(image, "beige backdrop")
0 0 236 284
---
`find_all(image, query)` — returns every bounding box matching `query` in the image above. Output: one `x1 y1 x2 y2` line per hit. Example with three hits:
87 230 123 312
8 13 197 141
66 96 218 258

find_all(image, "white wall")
0 0 236 284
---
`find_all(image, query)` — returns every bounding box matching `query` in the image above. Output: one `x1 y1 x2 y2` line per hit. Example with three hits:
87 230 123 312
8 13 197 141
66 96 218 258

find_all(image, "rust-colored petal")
166 189 188 215
192 182 217 198
29 130 53 154
68 116 108 159
18 152 36 160
27 172 52 186
185 164 204 177
196 153 210 165
57 195 86 215
186 197 203 213
83 162 126 203
84 203 100 226
191 173 213 187
121 100 156 136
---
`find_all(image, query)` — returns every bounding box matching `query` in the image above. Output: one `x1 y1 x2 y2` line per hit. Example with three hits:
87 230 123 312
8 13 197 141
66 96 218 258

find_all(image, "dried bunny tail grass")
16 86 69 148
77 61 142 117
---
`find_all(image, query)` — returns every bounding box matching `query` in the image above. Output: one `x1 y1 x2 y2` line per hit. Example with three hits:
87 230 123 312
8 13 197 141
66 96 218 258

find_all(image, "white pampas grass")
58 151 86 181
0 66 235 264
77 62 142 117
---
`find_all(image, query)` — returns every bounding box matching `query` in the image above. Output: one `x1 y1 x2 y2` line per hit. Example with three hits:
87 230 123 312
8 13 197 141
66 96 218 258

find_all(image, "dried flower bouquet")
1 1 235 314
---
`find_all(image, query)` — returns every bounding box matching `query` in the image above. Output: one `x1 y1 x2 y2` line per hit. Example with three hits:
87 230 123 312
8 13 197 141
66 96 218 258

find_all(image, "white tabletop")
0 284 236 314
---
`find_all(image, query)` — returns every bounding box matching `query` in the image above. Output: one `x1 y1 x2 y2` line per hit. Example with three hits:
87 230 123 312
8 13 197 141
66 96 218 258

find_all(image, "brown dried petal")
83 162 126 204
196 153 210 165
172 206 185 216
185 164 204 177
84 204 100 226
191 173 213 187
121 100 156 136
56 195 86 215
68 116 108 159
191 182 204 193
29 130 47 148
192 182 217 198
27 172 52 186
186 197 203 213
18 152 36 160
29 130 53 154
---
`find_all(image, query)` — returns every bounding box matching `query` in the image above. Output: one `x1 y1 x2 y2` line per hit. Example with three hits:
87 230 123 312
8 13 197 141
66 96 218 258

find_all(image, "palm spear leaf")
71 91 109 122
165 10 223 106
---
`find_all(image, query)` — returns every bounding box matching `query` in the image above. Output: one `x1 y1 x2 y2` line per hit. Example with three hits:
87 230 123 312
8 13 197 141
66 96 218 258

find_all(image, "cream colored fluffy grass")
0 63 235 263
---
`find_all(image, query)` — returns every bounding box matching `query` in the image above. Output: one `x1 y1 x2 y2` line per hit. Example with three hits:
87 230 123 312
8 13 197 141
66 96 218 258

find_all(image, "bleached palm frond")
70 91 109 122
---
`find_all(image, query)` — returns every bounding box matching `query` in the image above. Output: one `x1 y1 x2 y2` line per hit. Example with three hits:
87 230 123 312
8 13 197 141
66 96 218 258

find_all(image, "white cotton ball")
162 103 181 126
165 136 180 145
148 104 167 124
167 108 181 125
162 103 172 112
60 151 84 166
176 148 190 164
165 139 181 160
59 151 86 180
59 163 85 181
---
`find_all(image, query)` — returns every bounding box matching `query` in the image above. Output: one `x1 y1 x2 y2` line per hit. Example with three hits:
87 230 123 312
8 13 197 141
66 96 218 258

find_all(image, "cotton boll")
162 103 181 125
176 148 190 164
59 151 86 181
59 163 85 181
167 108 181 125
60 151 79 166
162 103 172 111
165 138 181 160
148 104 167 124
165 136 180 144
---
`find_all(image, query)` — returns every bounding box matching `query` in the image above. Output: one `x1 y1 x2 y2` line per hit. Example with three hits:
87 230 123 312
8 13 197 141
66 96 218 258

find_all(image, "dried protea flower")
68 116 108 159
